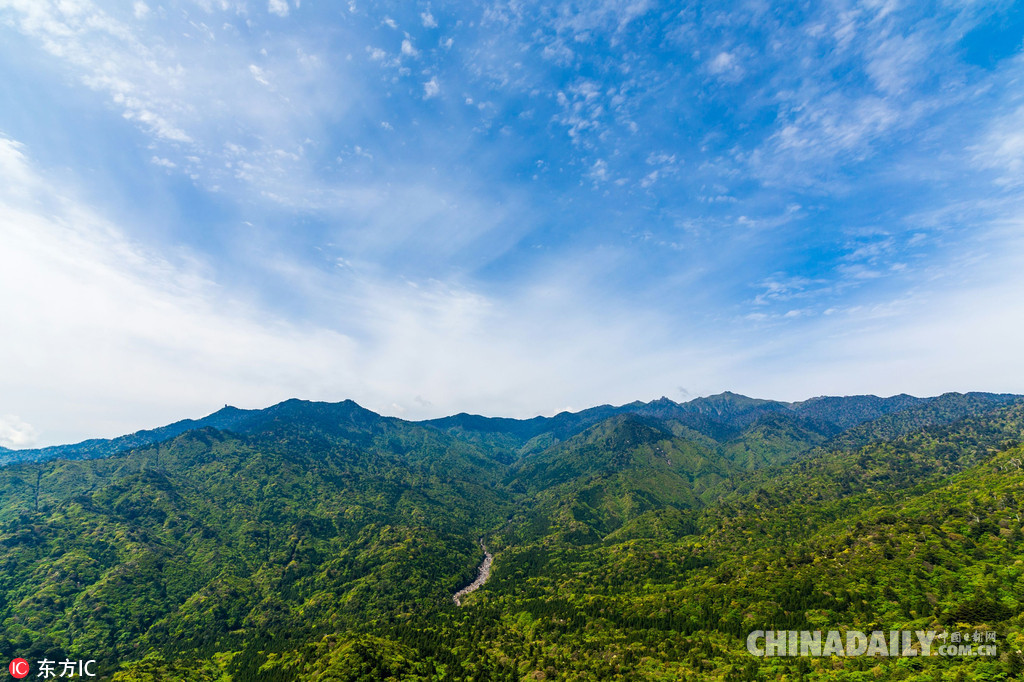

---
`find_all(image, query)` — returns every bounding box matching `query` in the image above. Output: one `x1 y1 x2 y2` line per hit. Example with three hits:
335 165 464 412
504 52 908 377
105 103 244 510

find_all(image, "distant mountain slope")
501 415 733 544
0 405 256 466
825 391 1023 450
0 399 432 467
701 400 1024 544
427 391 1022 462
789 393 924 430
718 411 838 470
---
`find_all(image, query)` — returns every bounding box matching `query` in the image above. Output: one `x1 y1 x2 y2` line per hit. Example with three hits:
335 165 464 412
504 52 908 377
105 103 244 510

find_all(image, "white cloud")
0 415 38 449
553 78 609 144
646 152 676 166
0 137 37 200
547 0 654 35
3 131 1023 445
752 274 827 306
0 135 724 444
588 158 609 182
401 39 418 57
268 0 289 17
0 0 368 209
249 64 269 85
132 1 150 20
423 76 440 99
738 253 1024 400
0 136 361 444
0 2 196 144
749 92 905 188
421 11 437 28
708 51 741 77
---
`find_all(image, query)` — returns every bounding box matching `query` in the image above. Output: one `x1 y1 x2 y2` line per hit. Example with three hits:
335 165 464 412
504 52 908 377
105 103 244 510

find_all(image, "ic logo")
8 658 30 679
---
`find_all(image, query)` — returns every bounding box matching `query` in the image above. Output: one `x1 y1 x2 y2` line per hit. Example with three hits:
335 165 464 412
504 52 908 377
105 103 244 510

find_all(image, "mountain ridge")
7 391 1020 468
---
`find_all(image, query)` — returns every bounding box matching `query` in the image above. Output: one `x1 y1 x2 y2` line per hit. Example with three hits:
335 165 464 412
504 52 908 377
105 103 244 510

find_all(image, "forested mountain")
1 392 1023 680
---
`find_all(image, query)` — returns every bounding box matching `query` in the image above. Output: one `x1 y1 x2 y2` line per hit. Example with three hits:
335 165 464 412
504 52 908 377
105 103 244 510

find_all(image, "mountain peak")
578 413 673 449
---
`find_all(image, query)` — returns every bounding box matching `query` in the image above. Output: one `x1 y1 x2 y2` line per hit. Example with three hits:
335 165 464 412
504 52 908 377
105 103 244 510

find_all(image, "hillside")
1 393 1022 680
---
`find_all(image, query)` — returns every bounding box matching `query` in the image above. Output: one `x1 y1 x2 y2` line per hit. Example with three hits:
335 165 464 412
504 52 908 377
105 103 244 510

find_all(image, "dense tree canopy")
1 393 1022 680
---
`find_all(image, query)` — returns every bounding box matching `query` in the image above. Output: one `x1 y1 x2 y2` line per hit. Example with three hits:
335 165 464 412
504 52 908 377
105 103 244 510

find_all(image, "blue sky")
1 0 1023 447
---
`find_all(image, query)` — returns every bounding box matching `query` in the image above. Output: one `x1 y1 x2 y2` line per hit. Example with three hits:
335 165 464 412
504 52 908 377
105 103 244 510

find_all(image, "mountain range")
1 391 1022 680
5 391 1018 468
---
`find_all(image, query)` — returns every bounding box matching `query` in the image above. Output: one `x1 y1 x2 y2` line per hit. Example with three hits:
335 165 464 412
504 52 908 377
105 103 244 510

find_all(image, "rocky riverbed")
452 540 492 606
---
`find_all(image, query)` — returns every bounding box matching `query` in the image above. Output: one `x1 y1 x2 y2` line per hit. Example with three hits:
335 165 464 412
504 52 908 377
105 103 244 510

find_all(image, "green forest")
1 393 1023 680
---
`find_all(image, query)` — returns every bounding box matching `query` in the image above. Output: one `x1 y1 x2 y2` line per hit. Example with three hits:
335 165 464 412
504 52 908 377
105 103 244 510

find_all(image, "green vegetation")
1 393 1023 680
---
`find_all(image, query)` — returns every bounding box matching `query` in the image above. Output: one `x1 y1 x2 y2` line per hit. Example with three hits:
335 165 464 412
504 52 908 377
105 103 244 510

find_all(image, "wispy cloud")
268 0 289 18
249 64 270 85
972 104 1024 186
423 76 440 98
707 51 743 81
0 0 357 201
